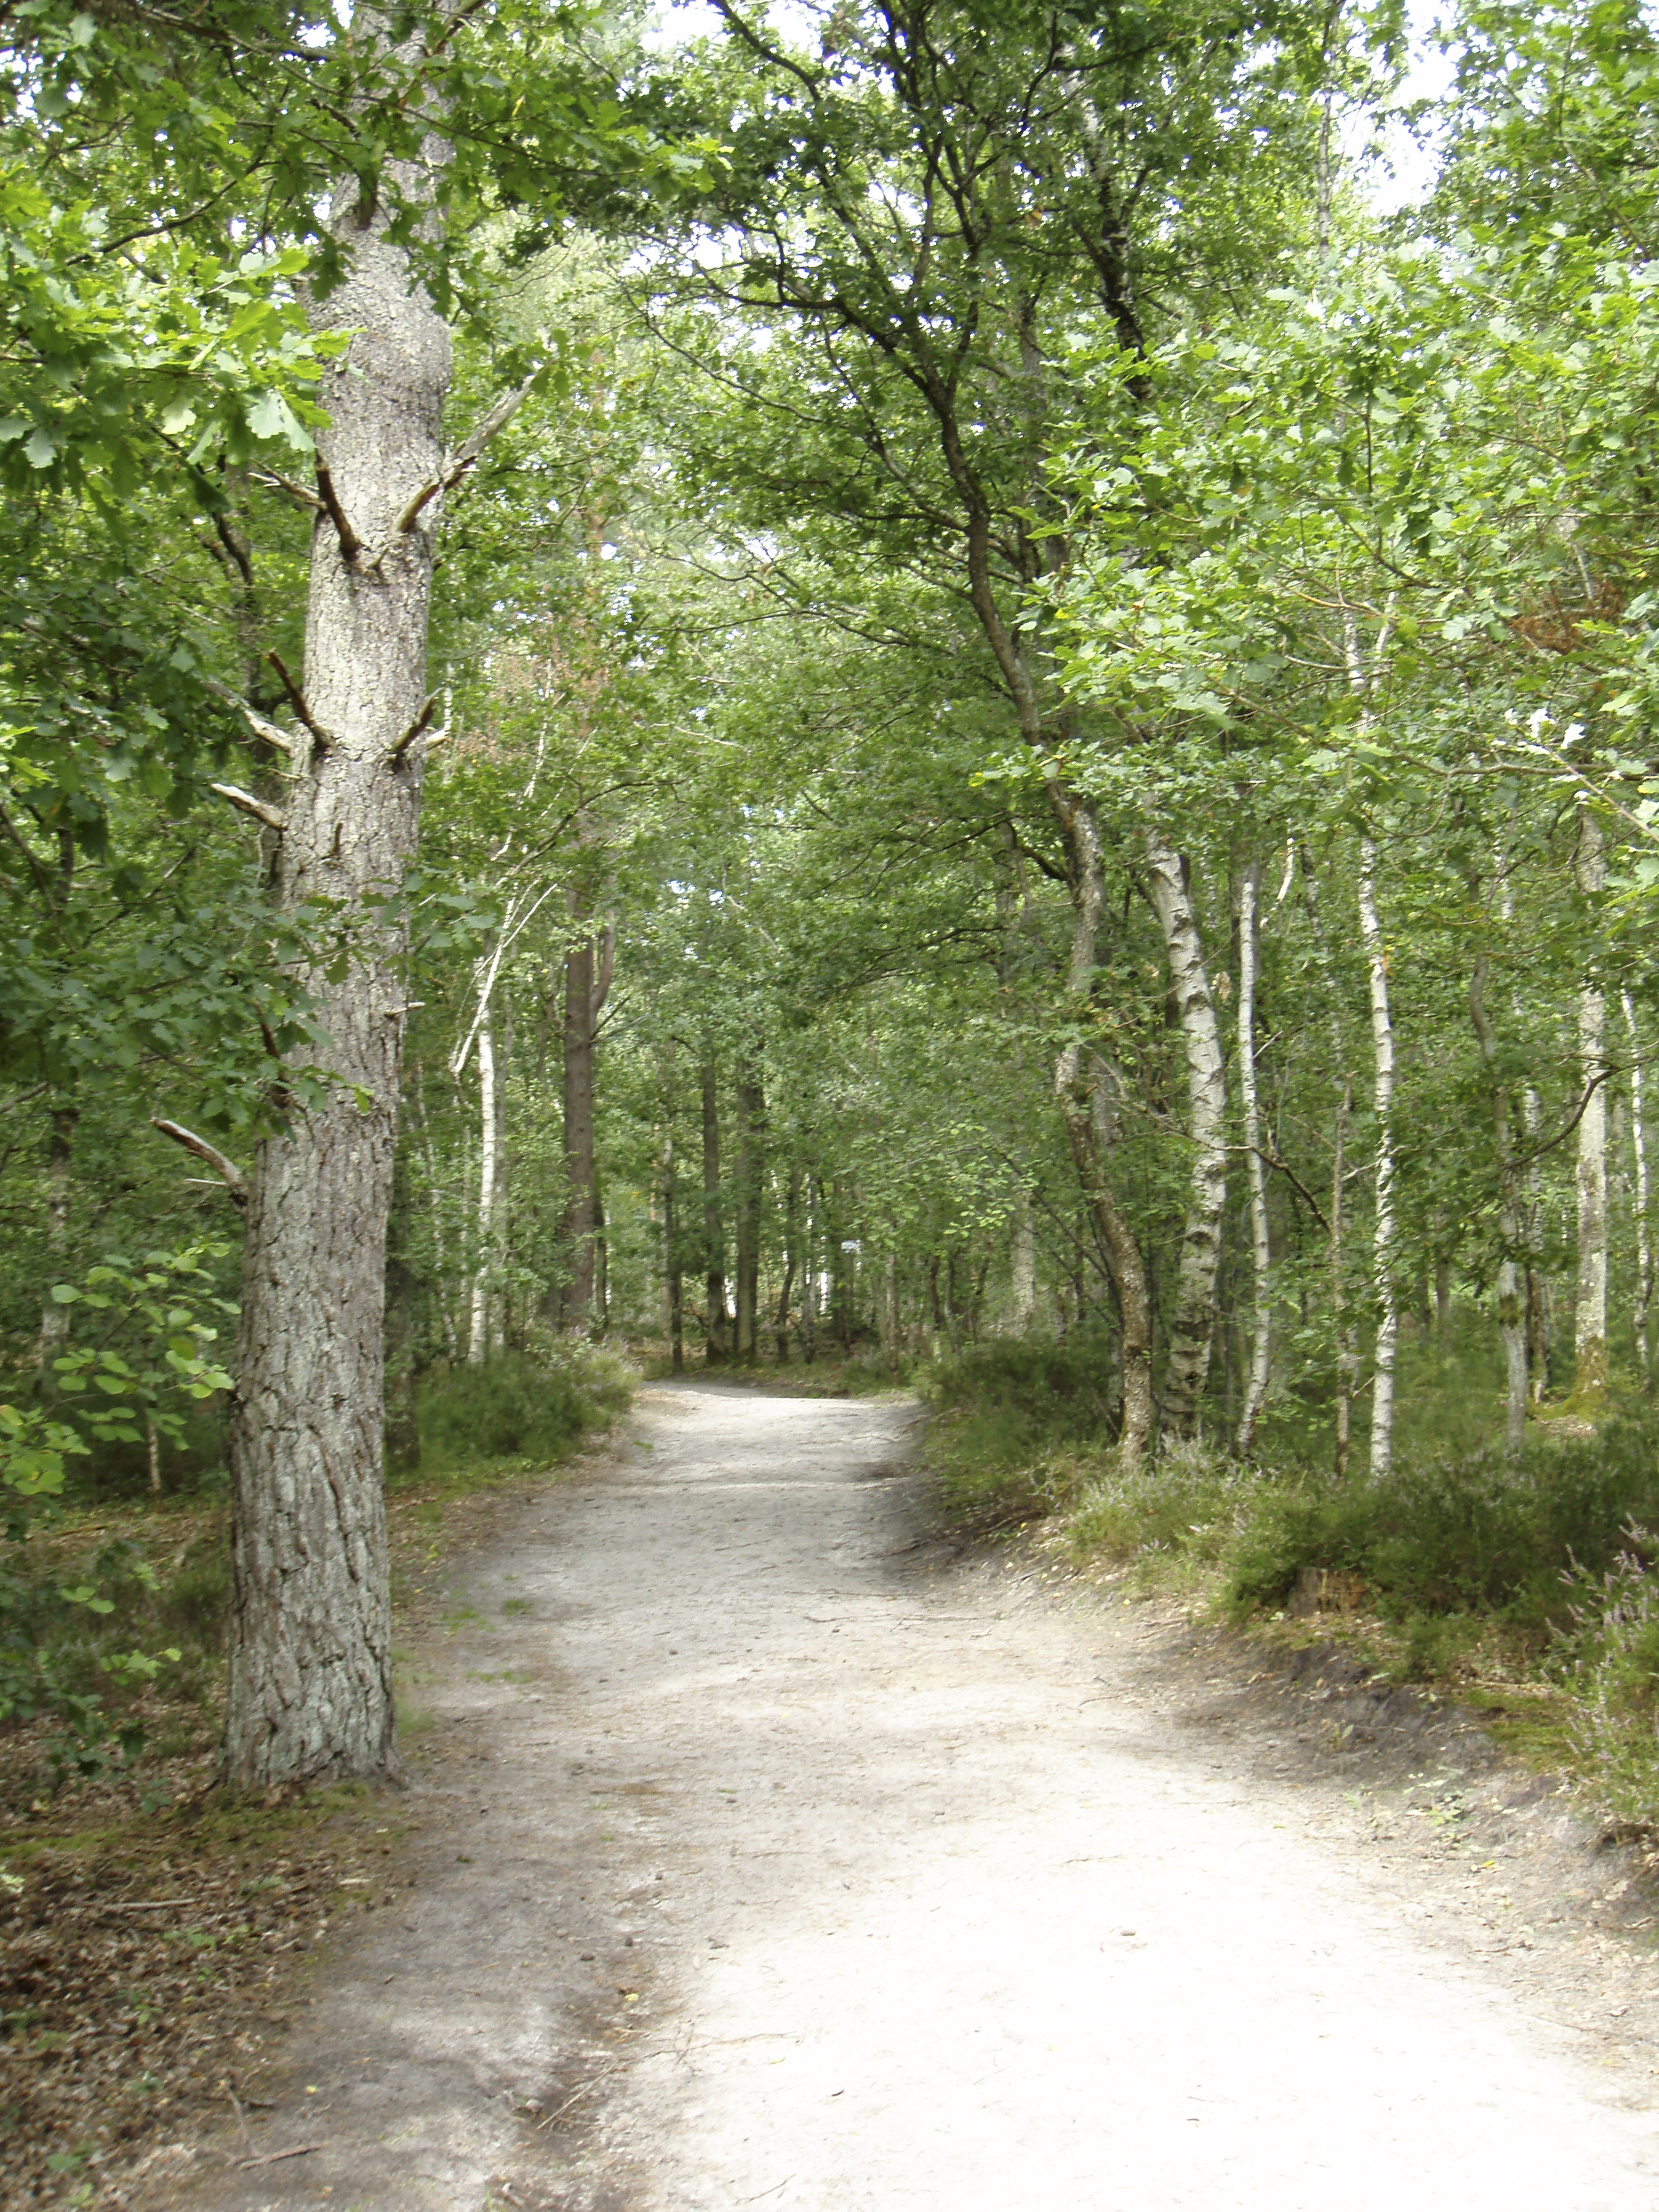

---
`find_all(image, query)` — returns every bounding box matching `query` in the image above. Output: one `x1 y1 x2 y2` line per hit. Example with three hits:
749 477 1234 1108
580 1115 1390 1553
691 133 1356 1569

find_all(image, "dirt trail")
171 1382 1659 2212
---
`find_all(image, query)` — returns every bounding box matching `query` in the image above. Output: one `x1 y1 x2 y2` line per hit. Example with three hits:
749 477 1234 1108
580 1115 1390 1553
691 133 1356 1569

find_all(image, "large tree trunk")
224 81 451 1791
701 1059 728 1365
1575 809 1609 1398
1235 862 1272 1456
1146 835 1228 1442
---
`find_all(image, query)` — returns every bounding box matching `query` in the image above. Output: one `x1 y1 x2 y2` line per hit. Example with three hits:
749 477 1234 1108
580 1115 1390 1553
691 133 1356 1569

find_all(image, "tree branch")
150 1118 246 1208
210 781 288 832
385 692 436 767
266 652 331 751
203 676 302 761
315 462 363 562
392 369 543 537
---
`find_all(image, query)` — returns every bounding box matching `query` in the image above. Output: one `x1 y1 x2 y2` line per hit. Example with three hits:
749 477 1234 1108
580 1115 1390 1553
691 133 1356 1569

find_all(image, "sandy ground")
166 1380 1659 2212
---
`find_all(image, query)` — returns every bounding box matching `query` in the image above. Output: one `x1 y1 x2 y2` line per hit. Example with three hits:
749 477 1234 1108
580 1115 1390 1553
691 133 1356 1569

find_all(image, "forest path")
176 1382 1659 2212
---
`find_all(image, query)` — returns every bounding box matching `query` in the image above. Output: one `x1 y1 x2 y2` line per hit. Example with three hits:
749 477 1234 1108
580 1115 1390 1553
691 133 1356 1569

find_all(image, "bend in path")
173 1381 1659 2212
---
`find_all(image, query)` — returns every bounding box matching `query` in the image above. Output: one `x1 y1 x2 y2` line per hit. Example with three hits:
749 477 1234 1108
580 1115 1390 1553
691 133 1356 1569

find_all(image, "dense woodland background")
8 0 1659 1786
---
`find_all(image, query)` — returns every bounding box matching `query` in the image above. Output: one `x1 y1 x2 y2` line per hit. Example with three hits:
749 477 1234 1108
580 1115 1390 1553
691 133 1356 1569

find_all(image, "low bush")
410 1340 634 1480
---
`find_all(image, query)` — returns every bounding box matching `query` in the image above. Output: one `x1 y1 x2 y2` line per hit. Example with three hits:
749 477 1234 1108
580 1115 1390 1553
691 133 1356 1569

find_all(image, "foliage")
412 1341 634 1477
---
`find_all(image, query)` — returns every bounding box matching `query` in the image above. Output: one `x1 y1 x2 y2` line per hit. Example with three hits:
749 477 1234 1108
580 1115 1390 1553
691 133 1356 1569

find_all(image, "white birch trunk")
1235 861 1272 1455
1469 940 1528 1457
467 1022 498 1367
1575 809 1608 1397
1146 834 1228 1442
1624 990 1653 1375
223 34 451 1790
1357 837 1398 1477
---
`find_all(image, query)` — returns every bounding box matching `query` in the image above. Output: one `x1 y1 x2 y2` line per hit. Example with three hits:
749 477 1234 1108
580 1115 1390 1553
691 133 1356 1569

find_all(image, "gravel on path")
169 1381 1659 2212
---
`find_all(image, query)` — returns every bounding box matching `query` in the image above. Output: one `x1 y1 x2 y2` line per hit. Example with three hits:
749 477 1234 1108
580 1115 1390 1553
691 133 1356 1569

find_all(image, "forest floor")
50 1380 1659 2209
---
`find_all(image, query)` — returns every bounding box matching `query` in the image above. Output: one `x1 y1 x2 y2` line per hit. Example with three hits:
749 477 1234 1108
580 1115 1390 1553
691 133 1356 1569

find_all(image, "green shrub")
1223 1421 1659 1626
413 1343 632 1477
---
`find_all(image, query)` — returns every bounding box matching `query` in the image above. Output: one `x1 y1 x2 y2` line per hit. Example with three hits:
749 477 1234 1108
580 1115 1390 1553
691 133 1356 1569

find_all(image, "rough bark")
224 61 450 1790
701 1059 727 1365
1575 809 1609 1397
1235 862 1272 1456
1146 835 1228 1442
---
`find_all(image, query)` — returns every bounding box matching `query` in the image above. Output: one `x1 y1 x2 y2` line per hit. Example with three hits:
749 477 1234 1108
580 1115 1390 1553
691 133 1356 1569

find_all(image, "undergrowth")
925 1341 1659 1820
1 1340 633 1803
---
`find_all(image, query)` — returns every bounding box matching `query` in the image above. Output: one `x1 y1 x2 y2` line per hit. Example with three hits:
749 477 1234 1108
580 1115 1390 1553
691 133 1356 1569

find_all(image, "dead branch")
251 467 323 511
210 781 287 832
151 1119 246 1206
203 677 300 763
392 369 543 536
386 692 437 766
315 461 363 562
266 651 331 751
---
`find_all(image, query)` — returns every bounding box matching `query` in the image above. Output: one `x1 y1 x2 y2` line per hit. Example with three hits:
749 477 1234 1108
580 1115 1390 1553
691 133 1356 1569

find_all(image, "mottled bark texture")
1575 809 1609 1397
558 918 613 1331
1145 835 1228 1442
223 96 451 1791
1235 863 1272 1457
1357 835 1398 1478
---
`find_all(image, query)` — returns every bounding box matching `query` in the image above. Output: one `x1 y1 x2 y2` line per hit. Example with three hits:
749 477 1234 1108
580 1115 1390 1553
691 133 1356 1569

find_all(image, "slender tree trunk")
225 56 450 1789
734 1057 764 1362
775 1165 800 1362
1235 862 1272 1456
882 1249 899 1375
1470 943 1528 1457
38 1102 76 1380
1333 1074 1354 1481
1146 835 1228 1442
701 1059 727 1365
802 1175 819 1364
467 1020 497 1366
593 1176 608 1336
662 1127 683 1373
1050 789 1152 1462
1357 835 1398 1478
413 1076 459 1361
1624 990 1653 1378
559 934 597 1328
1575 809 1609 1398
1010 1187 1037 1334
